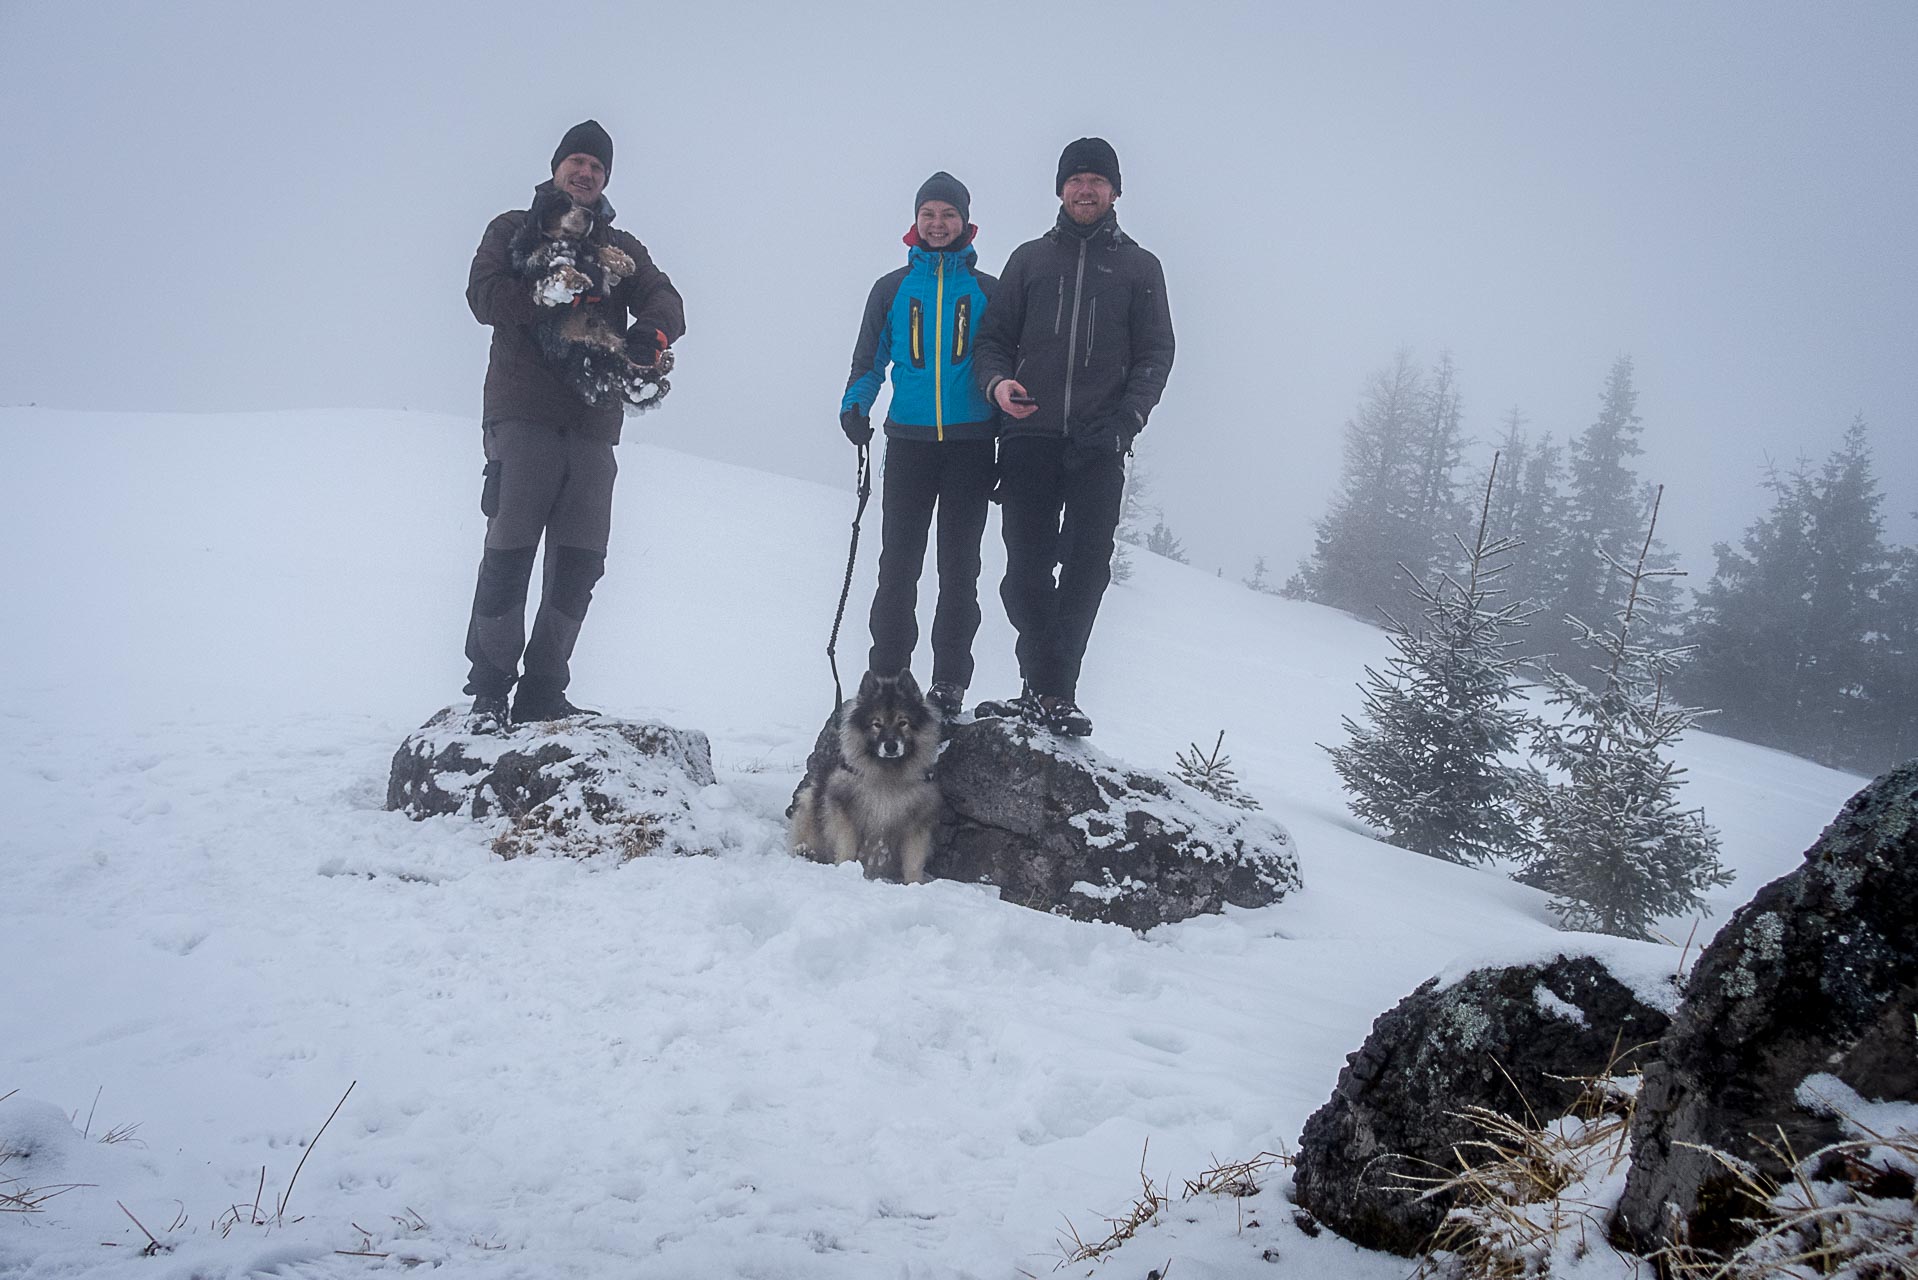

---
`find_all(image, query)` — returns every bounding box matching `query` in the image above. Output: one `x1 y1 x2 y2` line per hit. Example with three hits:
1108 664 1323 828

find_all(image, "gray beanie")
914 171 971 224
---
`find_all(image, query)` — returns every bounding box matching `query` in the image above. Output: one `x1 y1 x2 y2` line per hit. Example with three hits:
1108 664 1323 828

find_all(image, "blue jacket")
842 234 998 442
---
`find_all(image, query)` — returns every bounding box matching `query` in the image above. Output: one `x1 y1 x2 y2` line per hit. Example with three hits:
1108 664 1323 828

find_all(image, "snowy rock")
789 713 1301 928
1612 760 1918 1260
1291 953 1673 1256
387 705 719 861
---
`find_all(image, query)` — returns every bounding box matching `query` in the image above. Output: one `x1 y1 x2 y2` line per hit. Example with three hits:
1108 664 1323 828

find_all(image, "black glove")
840 408 874 446
626 329 666 368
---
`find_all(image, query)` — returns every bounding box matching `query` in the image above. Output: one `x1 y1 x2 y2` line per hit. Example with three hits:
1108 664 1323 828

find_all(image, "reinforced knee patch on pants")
475 546 538 617
548 546 607 620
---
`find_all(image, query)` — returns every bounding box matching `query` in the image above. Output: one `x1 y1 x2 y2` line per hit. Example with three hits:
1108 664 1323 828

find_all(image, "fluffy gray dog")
790 671 942 884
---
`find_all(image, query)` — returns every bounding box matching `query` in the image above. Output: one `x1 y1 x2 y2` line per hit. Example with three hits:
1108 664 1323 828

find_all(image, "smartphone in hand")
1008 394 1038 407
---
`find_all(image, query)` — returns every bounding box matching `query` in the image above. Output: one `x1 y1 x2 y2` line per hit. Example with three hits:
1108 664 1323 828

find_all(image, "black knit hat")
914 171 971 224
1056 137 1121 197
551 119 614 178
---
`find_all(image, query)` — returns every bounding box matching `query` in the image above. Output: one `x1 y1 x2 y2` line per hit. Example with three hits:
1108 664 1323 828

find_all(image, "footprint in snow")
1128 1026 1190 1055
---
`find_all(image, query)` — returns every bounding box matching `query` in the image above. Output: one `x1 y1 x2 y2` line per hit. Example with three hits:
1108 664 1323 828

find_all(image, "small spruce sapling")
1518 486 1732 939
1174 732 1261 810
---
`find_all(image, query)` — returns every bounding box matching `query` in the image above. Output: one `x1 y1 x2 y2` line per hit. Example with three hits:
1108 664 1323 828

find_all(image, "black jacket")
467 180 686 444
972 209 1174 442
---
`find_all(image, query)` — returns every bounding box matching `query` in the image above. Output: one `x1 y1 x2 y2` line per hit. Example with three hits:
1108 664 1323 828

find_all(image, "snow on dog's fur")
509 187 670 412
790 671 942 884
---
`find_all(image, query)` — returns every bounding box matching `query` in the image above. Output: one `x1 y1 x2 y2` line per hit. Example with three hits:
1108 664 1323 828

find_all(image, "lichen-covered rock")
789 713 1300 928
1612 760 1918 1261
387 705 719 861
1292 954 1674 1256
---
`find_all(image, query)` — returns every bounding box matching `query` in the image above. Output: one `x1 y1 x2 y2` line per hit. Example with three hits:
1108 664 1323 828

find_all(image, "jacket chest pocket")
1082 279 1130 364
951 295 972 363
907 296 926 369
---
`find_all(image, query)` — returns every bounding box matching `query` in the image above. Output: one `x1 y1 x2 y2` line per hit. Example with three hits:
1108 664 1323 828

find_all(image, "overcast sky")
3 0 1913 582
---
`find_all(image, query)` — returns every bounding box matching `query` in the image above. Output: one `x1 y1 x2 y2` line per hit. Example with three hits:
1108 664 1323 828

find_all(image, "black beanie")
914 171 971 224
551 119 614 178
1055 137 1121 197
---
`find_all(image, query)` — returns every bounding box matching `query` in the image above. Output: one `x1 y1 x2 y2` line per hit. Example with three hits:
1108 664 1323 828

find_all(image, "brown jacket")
467 182 687 444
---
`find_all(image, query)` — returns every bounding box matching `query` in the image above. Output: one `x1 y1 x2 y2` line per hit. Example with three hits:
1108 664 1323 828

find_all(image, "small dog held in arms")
508 187 672 412
790 671 943 884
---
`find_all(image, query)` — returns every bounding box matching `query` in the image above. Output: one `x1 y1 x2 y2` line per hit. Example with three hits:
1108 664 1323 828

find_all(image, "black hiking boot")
469 691 510 735
927 680 967 716
1037 694 1093 737
510 689 598 724
972 685 1044 724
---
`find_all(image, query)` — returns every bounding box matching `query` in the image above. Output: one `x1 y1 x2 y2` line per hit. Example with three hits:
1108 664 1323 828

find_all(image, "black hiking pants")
997 435 1126 703
463 419 616 701
867 436 996 689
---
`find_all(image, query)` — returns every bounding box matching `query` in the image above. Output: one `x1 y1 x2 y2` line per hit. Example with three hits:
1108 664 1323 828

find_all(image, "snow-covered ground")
0 409 1870 1278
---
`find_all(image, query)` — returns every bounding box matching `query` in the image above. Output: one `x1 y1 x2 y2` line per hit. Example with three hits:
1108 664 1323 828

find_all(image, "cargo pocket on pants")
481 460 503 517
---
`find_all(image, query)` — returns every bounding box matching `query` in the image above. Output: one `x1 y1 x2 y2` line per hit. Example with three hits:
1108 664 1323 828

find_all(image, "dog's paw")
599 245 635 280
535 265 590 307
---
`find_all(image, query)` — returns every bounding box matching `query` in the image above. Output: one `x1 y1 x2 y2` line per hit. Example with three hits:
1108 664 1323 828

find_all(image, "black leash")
827 443 873 711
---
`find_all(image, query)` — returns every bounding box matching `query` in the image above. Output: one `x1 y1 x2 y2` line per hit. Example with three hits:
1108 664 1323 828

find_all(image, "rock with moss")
387 705 719 861
1292 953 1674 1256
789 713 1301 928
1612 761 1918 1261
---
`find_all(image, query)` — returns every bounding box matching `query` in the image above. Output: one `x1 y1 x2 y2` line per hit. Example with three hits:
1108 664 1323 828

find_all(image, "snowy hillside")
0 409 1870 1278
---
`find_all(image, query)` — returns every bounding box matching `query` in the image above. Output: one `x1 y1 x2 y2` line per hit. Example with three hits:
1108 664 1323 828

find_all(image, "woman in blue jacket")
840 172 997 714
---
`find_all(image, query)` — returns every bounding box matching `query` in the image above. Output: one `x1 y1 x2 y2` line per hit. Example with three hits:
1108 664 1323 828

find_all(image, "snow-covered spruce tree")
1146 517 1189 564
1286 351 1428 609
1244 555 1282 594
1508 430 1570 624
1116 451 1154 548
1537 356 1688 665
1519 486 1732 939
1111 454 1150 583
1684 419 1904 772
1556 357 1646 629
1683 459 1819 753
1323 456 1536 865
1873 534 1918 766
1476 410 1572 633
1411 350 1469 579
1288 350 1474 612
1480 408 1531 542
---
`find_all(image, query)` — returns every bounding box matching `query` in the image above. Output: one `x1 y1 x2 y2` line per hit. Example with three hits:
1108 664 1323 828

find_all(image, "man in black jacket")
972 137 1175 736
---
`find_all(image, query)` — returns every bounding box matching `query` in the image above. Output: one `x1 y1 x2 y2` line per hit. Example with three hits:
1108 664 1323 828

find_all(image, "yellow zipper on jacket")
934 256 946 441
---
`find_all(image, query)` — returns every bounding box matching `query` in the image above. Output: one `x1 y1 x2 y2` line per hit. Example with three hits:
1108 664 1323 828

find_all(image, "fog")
3 0 1913 580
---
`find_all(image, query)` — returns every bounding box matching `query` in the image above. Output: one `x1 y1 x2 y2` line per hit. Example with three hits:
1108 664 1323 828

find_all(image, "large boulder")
388 705 719 861
790 714 1301 929
1292 952 1675 1256
1612 760 1918 1260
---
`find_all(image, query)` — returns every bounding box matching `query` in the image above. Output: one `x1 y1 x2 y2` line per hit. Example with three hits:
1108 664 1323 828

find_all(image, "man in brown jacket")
462 119 685 731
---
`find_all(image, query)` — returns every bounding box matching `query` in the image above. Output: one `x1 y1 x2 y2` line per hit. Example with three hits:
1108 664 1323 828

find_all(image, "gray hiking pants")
463 419 617 700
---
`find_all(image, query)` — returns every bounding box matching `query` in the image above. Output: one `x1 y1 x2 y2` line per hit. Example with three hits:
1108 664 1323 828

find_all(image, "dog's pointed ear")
894 669 923 700
857 669 882 699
